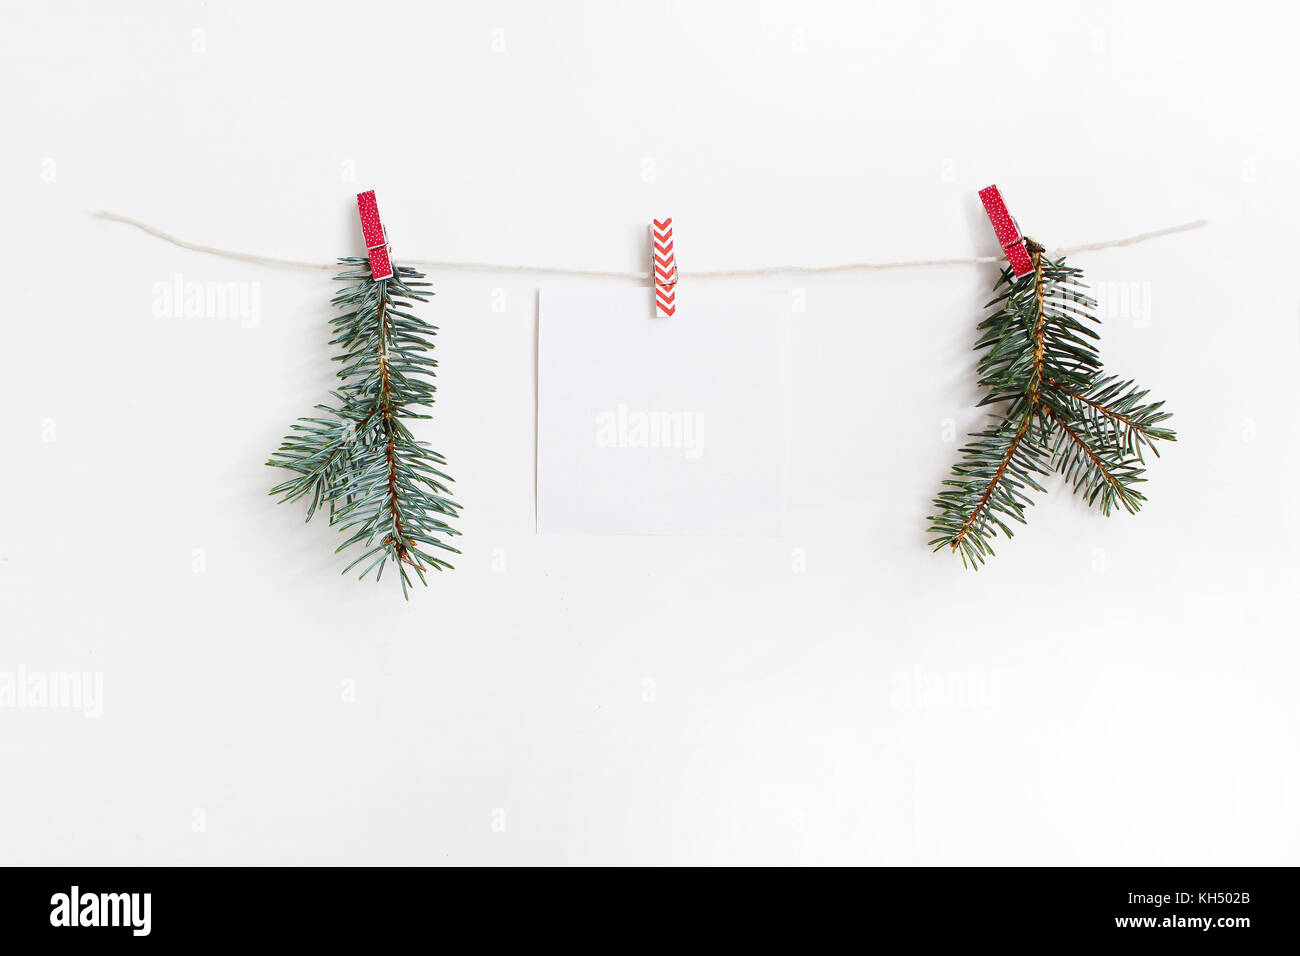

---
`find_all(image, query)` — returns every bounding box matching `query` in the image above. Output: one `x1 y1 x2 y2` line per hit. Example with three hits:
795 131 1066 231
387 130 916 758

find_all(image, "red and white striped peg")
651 218 678 317
978 185 1034 278
356 189 394 281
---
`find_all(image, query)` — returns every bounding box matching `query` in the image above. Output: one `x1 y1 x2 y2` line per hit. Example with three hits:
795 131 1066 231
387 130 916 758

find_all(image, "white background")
1 0 1296 865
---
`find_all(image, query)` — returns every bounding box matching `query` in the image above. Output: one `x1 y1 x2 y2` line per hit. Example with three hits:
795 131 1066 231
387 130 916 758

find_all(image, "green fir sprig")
929 240 1174 568
267 257 460 597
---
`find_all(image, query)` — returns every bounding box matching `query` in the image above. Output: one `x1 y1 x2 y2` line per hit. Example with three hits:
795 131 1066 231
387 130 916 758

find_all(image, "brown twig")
375 290 424 571
950 408 1033 548
1044 405 1124 498
1047 378 1147 434
1027 244 1047 405
949 246 1048 550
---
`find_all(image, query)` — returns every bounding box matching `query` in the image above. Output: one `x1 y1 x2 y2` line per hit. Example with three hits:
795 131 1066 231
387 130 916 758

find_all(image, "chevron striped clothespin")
652 218 677 317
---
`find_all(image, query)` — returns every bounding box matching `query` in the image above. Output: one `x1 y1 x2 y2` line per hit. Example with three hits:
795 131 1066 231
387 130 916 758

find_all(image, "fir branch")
930 241 1175 566
928 401 1053 568
1048 374 1176 460
1043 402 1147 515
267 257 460 598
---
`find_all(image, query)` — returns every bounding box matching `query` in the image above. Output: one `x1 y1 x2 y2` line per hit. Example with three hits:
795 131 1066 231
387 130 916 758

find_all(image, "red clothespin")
652 218 677 317
978 185 1034 277
356 189 394 281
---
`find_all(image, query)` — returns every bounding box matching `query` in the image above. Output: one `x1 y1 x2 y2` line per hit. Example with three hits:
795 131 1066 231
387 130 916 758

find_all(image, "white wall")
1 0 1295 865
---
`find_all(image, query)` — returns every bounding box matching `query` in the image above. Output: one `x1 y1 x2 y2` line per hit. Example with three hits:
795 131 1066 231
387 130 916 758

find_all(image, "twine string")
94 211 1207 279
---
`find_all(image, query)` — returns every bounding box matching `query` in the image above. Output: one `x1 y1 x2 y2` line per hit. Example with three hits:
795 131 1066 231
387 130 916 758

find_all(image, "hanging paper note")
538 285 790 534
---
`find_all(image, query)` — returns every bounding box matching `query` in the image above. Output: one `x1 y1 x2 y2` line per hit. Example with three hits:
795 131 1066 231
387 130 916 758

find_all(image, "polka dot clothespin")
356 190 394 281
978 185 1034 277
